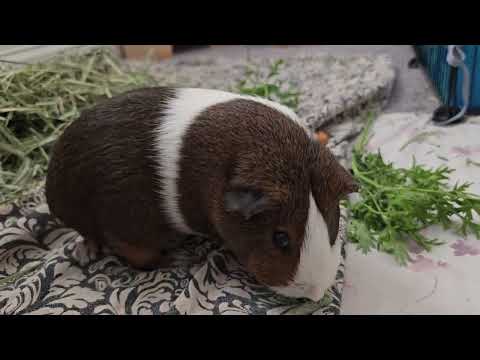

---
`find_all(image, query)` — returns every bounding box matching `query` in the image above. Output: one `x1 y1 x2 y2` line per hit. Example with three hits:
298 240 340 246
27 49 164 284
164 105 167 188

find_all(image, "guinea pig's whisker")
292 281 308 289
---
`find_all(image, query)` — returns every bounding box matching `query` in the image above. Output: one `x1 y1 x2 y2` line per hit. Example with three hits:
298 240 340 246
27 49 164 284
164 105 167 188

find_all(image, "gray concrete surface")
172 45 440 115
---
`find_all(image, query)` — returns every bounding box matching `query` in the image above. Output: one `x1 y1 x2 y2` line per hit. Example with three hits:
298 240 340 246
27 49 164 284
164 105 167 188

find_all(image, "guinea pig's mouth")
269 281 327 303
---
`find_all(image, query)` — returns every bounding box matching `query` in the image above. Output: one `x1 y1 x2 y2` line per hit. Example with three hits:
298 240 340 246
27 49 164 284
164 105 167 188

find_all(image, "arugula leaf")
348 219 375 254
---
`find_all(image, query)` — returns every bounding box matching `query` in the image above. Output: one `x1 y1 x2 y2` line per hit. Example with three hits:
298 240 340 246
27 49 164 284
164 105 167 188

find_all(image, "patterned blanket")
0 54 395 315
0 195 347 315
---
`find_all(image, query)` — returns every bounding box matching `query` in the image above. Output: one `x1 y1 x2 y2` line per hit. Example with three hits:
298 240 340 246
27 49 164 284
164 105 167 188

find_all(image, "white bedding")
342 113 480 315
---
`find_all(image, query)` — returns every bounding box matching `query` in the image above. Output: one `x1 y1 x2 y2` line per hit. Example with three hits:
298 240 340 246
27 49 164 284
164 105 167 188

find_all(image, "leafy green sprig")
346 114 480 264
234 59 300 110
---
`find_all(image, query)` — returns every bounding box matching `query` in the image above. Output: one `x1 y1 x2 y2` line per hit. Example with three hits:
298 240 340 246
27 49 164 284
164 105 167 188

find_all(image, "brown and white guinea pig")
46 87 358 302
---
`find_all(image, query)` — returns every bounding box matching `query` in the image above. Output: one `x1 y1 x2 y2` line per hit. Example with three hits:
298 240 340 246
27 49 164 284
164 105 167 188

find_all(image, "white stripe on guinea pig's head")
271 192 342 302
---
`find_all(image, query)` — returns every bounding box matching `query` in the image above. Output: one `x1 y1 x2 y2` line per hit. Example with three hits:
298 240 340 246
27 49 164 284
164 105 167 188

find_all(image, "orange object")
314 131 329 145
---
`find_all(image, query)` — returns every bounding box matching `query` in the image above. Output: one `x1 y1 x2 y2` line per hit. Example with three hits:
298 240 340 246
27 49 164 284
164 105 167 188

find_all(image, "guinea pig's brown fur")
46 88 180 268
46 87 357 301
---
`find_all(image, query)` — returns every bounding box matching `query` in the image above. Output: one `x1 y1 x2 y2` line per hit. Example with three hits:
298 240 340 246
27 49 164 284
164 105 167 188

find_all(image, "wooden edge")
118 45 173 60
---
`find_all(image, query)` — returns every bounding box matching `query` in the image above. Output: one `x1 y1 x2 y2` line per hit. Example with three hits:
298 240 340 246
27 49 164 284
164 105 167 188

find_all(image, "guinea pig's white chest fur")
153 88 306 235
272 193 342 302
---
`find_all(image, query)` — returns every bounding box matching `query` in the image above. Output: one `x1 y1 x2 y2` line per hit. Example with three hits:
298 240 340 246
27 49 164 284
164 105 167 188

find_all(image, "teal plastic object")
414 45 480 114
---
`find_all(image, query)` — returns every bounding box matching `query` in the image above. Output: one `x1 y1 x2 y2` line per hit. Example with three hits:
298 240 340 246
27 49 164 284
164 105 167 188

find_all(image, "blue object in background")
414 45 480 114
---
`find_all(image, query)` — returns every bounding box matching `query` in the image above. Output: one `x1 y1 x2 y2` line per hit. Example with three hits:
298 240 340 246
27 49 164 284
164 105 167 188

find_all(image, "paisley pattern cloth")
0 54 396 315
0 190 347 315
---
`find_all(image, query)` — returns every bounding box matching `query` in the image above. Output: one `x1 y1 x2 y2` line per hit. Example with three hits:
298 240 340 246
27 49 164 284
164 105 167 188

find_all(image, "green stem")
352 154 479 198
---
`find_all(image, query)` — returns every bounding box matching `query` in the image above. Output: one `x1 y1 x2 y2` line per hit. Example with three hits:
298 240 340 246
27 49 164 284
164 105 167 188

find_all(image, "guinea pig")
45 87 358 302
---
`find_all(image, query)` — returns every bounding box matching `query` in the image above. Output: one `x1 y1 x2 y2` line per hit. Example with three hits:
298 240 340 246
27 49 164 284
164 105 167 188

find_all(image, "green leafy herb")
234 59 301 110
347 114 480 265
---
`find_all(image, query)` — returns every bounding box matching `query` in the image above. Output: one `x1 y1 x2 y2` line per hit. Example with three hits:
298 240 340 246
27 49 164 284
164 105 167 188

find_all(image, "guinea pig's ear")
313 150 359 200
224 187 270 220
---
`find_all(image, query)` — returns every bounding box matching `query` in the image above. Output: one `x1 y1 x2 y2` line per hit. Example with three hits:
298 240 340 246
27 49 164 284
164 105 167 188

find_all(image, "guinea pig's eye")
273 231 290 250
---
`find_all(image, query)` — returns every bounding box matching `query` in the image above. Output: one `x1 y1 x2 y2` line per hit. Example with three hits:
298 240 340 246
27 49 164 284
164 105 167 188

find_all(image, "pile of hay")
0 49 156 204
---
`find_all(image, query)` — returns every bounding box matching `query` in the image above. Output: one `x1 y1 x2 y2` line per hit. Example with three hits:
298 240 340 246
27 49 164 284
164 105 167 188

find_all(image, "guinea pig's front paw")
114 243 183 271
72 236 100 266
